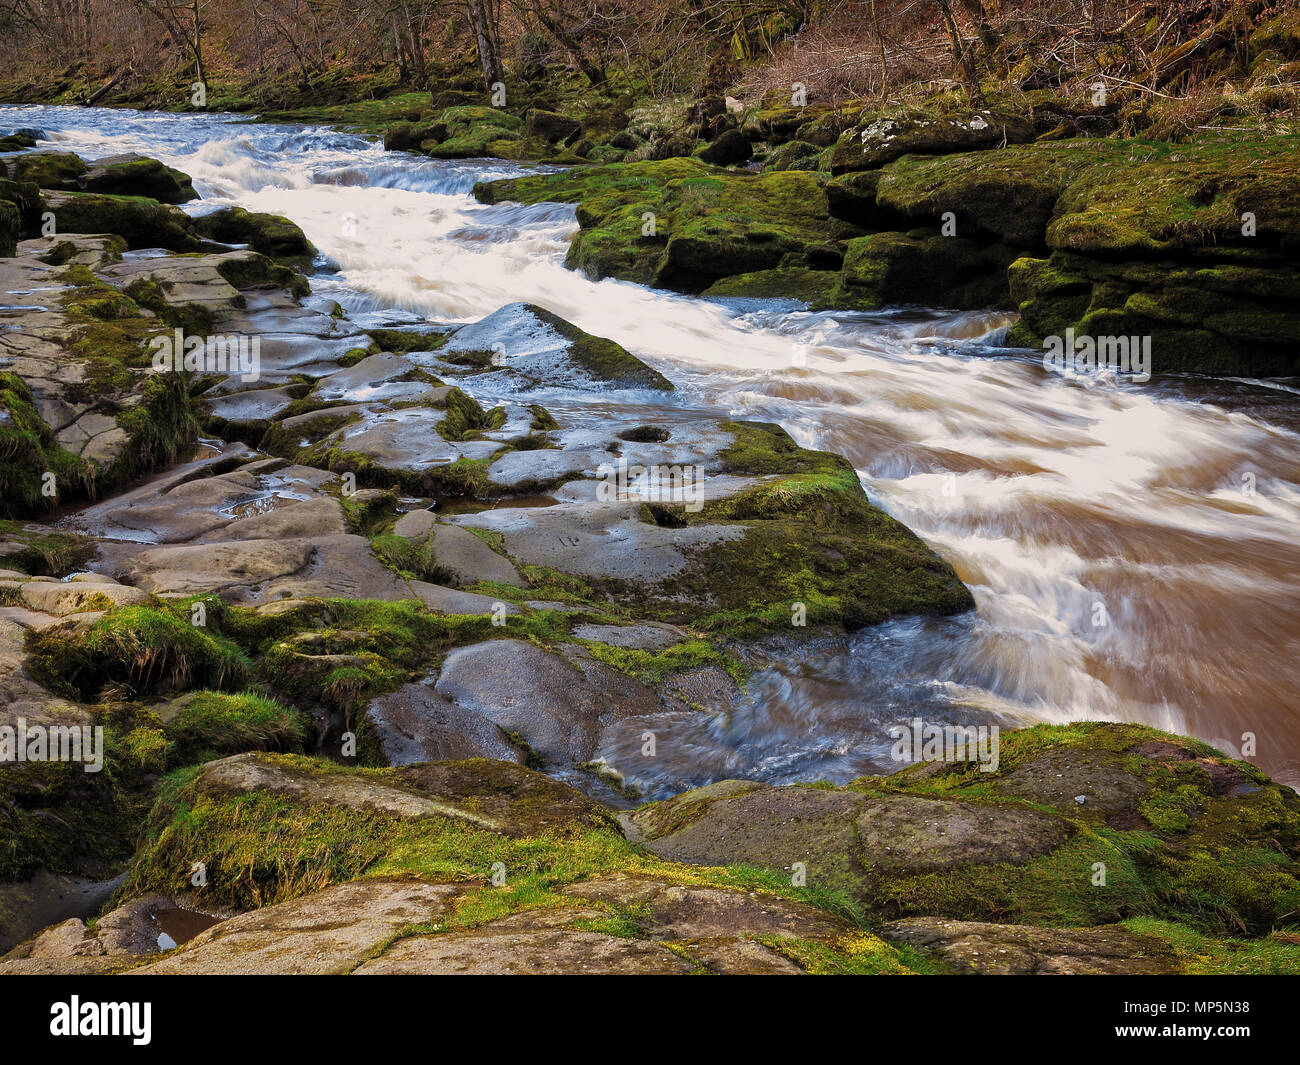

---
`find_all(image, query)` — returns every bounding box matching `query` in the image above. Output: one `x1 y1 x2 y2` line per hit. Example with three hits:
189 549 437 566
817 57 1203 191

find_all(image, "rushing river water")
5 105 1299 794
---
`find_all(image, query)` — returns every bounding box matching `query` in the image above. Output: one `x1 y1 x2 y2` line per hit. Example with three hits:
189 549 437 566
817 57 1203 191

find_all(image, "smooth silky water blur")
7 105 1299 795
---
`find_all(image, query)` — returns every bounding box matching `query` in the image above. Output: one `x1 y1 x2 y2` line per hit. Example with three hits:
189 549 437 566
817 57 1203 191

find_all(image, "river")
5 104 1299 793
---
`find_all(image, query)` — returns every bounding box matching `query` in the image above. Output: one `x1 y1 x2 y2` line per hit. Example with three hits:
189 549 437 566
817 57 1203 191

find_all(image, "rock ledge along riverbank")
1 140 1299 974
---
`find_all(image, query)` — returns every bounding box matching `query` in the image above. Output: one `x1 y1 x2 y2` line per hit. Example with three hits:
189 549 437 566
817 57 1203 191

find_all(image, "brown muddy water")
152 907 221 950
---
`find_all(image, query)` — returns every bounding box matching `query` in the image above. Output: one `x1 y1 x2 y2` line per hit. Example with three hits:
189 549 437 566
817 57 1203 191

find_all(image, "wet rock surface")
880 917 1179 975
2 146 1297 977
7 721 1300 975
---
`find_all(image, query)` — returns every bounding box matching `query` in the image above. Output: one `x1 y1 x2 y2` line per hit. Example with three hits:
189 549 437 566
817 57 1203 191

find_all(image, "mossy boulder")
9 150 87 189
739 104 817 145
763 139 822 172
835 231 1021 310
680 421 974 634
702 266 840 304
697 128 752 166
823 170 895 228
1030 133 1300 257
106 751 920 974
820 132 1300 371
77 154 197 204
118 751 627 909
429 126 522 160
476 158 861 293
383 121 445 152
439 105 524 136
633 722 1300 938
526 108 580 143
193 206 316 265
1006 249 1300 374
0 130 38 152
40 190 204 251
426 105 524 159
829 111 1036 174
873 142 1115 249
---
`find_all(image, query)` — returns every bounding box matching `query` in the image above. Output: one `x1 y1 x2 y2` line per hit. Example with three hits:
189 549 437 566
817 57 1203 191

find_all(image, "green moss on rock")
27 602 250 701
476 158 860 293
193 206 316 266
164 690 308 765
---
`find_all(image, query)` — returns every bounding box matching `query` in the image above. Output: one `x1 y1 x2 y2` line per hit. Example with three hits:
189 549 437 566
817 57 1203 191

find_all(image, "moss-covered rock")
633 722 1300 939
476 158 861 293
425 105 525 159
829 110 1036 174
1007 250 1300 375
105 750 913 974
762 139 822 172
678 422 974 634
429 126 522 159
526 108 581 143
702 266 840 304
9 150 86 189
383 120 445 152
77 153 197 204
697 128 752 166
192 206 315 266
834 231 1021 310
41 190 204 251
828 132 1300 371
0 130 37 152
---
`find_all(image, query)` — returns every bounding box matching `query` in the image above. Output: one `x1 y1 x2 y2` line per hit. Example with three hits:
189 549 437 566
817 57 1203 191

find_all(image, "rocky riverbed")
1 123 1299 975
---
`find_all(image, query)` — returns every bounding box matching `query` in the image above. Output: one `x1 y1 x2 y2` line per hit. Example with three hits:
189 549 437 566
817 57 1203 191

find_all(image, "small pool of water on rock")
152 908 221 950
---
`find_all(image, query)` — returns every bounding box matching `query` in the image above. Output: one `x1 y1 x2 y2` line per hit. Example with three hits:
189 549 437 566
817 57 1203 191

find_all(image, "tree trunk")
465 0 503 88
191 0 205 86
531 6 606 87
870 0 887 92
958 0 999 66
935 0 985 106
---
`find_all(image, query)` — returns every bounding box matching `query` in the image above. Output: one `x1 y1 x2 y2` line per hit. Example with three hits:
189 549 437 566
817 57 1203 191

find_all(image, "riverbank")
1 112 1298 975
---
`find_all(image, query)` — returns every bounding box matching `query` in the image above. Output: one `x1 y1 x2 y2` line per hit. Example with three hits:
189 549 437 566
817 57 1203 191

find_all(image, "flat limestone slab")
454 500 744 582
428 523 524 587
366 682 524 766
128 880 465 976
